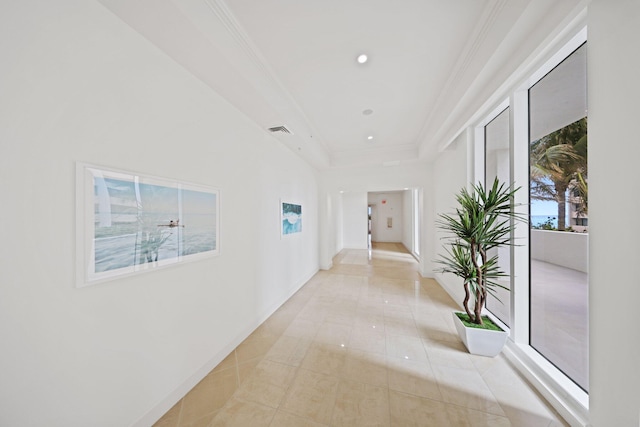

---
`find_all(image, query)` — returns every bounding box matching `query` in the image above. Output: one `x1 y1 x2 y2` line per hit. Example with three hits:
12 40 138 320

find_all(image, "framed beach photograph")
76 163 219 287
281 200 302 237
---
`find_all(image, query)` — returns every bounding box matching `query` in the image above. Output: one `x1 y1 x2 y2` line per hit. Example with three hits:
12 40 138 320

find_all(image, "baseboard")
433 274 464 311
419 268 434 279
319 261 333 270
132 324 255 427
133 267 319 427
430 276 589 426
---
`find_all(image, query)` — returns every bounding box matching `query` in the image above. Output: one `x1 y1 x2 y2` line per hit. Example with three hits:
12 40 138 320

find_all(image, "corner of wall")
418 268 433 279
320 262 333 271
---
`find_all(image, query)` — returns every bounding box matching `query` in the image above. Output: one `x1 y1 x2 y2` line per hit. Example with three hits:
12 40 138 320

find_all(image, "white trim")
465 127 476 191
433 274 463 311
473 98 511 186
75 162 220 288
510 88 530 344
442 6 588 153
319 261 333 270
503 342 589 427
462 16 589 425
133 266 319 427
280 199 303 238
476 98 510 129
520 26 588 91
435 274 590 427
473 125 485 186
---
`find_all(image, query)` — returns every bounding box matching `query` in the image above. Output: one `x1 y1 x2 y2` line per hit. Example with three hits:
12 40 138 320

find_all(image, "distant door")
369 205 377 242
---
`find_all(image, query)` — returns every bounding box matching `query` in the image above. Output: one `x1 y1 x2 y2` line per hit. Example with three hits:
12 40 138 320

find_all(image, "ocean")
530 215 559 228
94 224 217 273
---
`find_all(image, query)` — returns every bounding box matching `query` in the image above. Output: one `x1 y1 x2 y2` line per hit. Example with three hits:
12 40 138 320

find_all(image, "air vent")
267 125 292 134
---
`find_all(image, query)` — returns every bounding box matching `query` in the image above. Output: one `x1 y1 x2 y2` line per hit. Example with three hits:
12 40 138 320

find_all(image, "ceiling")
99 0 584 170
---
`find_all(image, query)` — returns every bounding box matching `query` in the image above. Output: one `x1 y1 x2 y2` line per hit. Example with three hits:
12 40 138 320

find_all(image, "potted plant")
436 177 522 357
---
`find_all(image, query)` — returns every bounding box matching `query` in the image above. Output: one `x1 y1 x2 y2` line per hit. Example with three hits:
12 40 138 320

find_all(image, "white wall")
530 230 588 273
321 163 430 271
367 192 403 243
589 1 640 425
334 193 344 255
0 2 319 426
432 131 472 309
402 190 413 251
426 4 640 425
318 191 341 269
322 163 429 193
421 184 435 277
341 192 368 249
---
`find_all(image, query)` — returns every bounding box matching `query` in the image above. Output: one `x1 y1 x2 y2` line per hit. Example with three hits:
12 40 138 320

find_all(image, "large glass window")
528 43 588 391
484 107 511 326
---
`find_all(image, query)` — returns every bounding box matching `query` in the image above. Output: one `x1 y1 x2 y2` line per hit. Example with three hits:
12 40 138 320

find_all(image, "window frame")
471 25 589 422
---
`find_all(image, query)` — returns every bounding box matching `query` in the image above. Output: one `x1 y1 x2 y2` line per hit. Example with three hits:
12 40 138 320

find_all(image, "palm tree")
530 117 587 230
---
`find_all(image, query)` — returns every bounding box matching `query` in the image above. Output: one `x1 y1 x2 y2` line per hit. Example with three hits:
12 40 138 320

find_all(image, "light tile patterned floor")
155 243 568 427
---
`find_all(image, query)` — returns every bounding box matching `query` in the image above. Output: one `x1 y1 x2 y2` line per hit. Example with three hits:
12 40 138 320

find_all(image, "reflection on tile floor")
155 243 568 427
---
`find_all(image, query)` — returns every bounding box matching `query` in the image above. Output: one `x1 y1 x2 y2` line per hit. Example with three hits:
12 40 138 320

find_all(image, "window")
471 26 588 419
529 42 588 391
575 218 588 226
484 107 511 326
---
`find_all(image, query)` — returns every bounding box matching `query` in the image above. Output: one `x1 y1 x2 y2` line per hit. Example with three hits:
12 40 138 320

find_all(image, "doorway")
367 205 374 247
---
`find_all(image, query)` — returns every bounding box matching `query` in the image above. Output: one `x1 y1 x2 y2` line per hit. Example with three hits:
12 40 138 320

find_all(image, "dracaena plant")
436 178 523 326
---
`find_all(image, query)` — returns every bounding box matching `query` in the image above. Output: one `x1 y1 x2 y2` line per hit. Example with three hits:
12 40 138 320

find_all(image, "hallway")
155 243 567 426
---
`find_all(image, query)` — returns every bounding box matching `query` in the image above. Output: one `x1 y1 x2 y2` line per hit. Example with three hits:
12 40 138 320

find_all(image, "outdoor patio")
530 259 589 391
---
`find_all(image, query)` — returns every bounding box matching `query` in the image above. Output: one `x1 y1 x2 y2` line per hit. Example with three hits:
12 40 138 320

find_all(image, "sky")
530 199 560 216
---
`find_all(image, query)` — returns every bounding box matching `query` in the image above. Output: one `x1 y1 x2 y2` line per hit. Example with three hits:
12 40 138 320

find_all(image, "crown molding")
200 0 331 156
416 0 509 151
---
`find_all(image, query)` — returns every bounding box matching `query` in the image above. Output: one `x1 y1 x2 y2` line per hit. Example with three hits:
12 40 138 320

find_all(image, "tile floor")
154 243 568 427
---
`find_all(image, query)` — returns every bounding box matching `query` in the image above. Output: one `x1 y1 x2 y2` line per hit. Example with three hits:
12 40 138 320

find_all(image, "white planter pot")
452 312 508 357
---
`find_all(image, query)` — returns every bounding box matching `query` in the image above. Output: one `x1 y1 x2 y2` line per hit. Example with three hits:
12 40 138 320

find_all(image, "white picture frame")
76 163 219 287
280 200 302 237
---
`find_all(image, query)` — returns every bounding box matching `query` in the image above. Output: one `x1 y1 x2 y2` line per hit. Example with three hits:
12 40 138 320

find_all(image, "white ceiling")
99 0 584 170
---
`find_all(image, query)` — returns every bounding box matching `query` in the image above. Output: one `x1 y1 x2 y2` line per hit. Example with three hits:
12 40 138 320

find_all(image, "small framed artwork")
281 201 302 236
76 163 219 287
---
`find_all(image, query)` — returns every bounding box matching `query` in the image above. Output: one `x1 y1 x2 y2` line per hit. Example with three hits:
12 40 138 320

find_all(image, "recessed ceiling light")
357 54 368 64
362 109 373 115
367 135 374 140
